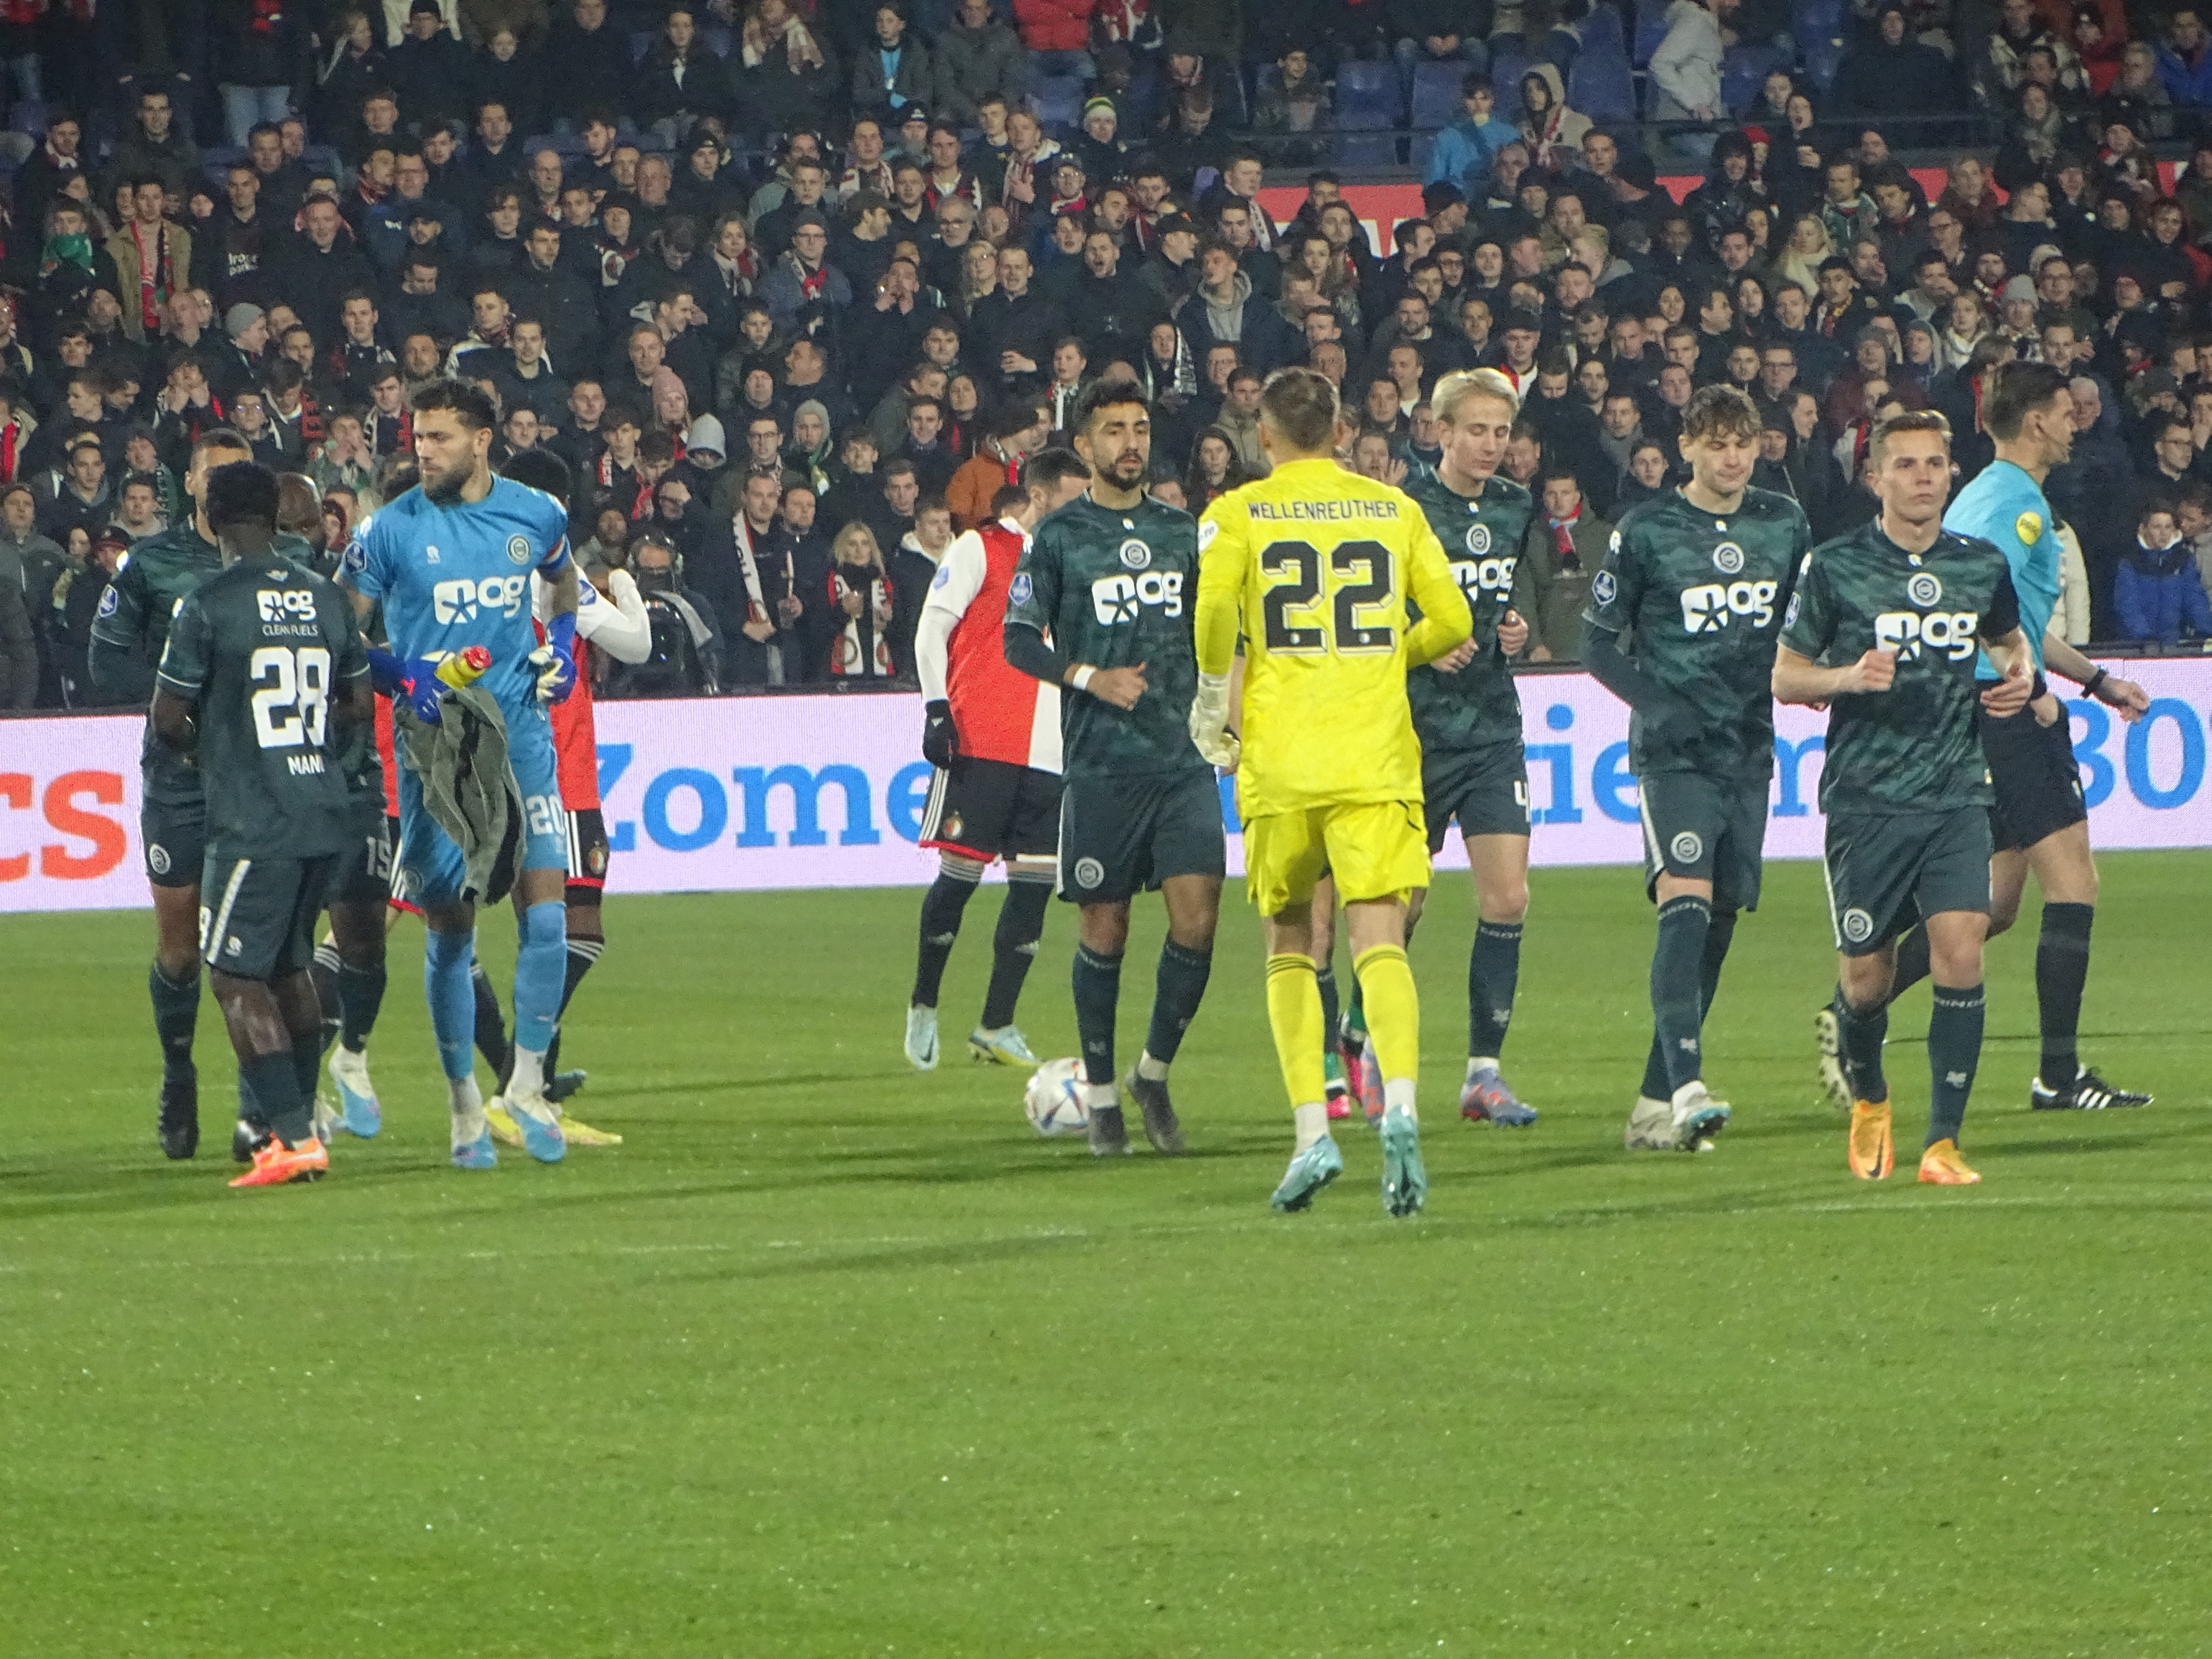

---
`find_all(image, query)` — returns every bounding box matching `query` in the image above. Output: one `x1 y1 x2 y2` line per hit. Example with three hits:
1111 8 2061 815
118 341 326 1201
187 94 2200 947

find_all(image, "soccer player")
479 446 652 1149
1581 385 1812 1153
1773 410 2036 1184
149 461 373 1187
88 427 256 1158
1191 366 1472 1215
340 379 582 1170
1003 378 1220 1158
906 448 1093 1070
1815 363 2153 1115
1399 367 1540 1127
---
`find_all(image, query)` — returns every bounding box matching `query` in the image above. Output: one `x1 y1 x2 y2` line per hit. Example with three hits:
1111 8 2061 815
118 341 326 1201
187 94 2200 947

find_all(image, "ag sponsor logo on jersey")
1679 579 1778 633
1452 552 1517 601
433 573 531 624
256 588 317 623
507 533 533 566
1118 538 1152 571
1875 607 1980 661
1712 541 1745 575
1090 569 1184 624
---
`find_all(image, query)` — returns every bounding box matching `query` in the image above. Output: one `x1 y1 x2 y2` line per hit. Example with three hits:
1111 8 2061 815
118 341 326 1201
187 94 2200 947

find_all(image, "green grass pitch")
3 851 2207 1657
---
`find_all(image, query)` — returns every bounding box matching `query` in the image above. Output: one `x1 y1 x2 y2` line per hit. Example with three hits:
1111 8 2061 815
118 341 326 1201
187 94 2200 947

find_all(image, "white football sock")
1467 1055 1498 1080
1293 1101 1329 1151
1078 1081 1118 1112
1384 1077 1418 1121
509 1044 547 1099
1136 1051 1169 1082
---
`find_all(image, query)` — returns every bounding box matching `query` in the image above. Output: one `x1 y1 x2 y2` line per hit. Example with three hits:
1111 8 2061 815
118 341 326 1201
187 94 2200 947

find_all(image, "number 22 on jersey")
1257 539 1398 655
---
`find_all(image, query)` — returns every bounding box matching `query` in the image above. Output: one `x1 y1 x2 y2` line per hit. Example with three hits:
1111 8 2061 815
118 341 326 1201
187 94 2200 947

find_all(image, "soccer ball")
1024 1058 1089 1137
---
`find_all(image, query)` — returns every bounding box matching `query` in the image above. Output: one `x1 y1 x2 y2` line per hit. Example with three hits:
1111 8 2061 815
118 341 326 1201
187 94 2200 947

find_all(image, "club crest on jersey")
1712 541 1744 575
1009 572 1032 605
2015 512 2043 545
1841 907 1876 944
507 533 532 566
1592 570 1617 605
931 563 952 588
1670 832 1703 864
1907 571 1943 608
1464 523 1492 556
1118 538 1152 571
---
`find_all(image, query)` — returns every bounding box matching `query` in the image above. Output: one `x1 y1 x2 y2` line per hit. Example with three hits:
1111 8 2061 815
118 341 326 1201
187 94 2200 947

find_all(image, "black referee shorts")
1979 693 2088 854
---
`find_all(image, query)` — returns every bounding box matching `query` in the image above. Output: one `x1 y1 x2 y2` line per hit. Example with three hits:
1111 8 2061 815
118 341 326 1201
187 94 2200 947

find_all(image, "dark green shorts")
326 813 395 907
1639 771 1768 911
141 788 205 889
1059 768 1226 905
199 853 340 981
1422 743 1529 850
1822 808 1992 957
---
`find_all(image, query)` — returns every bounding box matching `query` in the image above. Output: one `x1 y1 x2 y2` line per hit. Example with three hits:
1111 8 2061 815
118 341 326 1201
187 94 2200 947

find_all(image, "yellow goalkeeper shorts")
1242 801 1431 916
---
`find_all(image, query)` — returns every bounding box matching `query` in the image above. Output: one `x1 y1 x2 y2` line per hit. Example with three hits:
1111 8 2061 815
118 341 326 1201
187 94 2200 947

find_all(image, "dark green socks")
1468 920 1523 1058
1649 895 1713 1095
1836 988 1889 1105
1072 944 1123 1087
149 961 199 1082
1143 938 1212 1066
1927 982 1986 1146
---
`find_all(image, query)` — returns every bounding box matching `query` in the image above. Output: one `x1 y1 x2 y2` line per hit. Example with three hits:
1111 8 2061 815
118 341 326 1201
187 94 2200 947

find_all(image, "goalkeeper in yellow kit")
1190 368 1474 1217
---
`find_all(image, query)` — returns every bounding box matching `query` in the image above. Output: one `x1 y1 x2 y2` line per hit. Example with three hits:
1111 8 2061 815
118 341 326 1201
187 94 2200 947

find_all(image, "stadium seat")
1192 165 1221 196
1487 43 1532 122
1581 2 1628 60
1792 0 1846 40
1803 35 1846 93
6 100 41 135
701 21 733 57
1721 44 1782 114
1409 59 1464 131
1332 131 1400 168
1634 0 1671 65
1031 73 1085 134
1335 59 1402 130
630 30 653 63
1569 51 1637 123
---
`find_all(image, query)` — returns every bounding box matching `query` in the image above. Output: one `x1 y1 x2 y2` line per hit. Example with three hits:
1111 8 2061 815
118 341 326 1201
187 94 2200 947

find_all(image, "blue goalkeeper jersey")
342 477 573 715
1942 459 2055 677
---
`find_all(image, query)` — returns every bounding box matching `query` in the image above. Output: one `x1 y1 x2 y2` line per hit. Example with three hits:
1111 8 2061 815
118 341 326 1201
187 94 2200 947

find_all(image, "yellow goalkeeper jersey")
1195 457 1472 819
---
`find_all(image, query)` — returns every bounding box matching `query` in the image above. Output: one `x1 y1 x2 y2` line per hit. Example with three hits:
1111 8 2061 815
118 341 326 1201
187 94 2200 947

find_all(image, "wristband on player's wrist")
2082 667 2108 699
1071 665 1096 693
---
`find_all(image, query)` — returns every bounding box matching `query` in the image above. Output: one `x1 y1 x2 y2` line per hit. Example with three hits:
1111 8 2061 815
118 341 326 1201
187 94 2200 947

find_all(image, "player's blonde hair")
1868 408 1953 466
1431 367 1521 429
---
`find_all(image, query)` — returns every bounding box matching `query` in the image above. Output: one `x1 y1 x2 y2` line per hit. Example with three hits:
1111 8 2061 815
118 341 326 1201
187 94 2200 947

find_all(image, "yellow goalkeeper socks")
1266 953 1328 1132
1354 944 1420 1108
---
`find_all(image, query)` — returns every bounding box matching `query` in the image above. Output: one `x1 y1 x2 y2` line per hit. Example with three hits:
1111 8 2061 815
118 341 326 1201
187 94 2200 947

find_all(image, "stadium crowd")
2 0 2211 713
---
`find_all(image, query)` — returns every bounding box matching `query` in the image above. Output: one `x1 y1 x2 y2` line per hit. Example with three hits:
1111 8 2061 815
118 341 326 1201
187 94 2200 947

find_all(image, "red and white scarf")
828 566 893 676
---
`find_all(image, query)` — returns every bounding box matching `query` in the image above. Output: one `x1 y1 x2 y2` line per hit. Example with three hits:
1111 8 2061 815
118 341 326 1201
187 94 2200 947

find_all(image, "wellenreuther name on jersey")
1247 499 1401 521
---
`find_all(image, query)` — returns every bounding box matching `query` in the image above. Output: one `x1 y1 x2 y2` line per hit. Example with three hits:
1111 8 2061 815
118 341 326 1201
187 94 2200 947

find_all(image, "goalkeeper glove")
368 647 446 725
921 699 958 767
533 612 578 704
1187 671 1240 770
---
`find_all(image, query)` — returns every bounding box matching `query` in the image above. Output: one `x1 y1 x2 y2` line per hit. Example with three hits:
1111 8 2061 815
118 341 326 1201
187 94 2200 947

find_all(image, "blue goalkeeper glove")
532 612 578 704
368 647 445 725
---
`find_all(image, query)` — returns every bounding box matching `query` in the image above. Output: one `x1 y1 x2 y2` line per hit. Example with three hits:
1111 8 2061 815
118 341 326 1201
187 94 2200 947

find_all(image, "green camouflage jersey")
154 556 370 862
88 522 222 802
1005 490 1207 781
1403 469 1534 757
1779 521 2021 815
1583 484 1811 782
